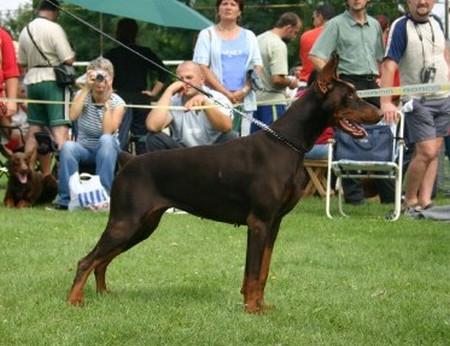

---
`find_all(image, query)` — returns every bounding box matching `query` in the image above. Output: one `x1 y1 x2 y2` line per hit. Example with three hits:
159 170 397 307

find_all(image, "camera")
93 70 107 82
420 66 436 84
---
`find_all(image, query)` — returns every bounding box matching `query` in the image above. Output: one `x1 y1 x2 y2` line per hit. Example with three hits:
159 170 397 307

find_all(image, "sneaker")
403 206 420 219
47 204 68 211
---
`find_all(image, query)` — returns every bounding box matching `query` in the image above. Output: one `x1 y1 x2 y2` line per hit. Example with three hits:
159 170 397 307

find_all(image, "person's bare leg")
51 125 69 150
404 138 440 208
24 125 43 169
417 138 443 208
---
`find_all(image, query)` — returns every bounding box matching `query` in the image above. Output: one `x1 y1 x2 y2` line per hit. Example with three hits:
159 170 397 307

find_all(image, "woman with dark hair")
193 0 262 136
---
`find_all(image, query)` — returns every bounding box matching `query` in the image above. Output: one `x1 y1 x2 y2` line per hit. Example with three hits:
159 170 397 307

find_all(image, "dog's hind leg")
68 209 166 305
93 210 165 295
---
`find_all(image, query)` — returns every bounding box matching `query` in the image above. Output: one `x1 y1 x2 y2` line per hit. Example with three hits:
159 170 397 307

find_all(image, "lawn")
1 187 449 345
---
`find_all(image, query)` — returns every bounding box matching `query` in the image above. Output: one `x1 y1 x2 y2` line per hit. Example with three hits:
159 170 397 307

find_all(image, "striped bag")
68 172 110 211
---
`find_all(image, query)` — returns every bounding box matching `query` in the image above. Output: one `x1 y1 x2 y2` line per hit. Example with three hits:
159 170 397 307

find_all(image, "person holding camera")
381 0 450 215
54 57 125 210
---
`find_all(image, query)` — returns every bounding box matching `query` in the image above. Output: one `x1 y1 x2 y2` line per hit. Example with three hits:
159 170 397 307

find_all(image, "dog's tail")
118 151 134 170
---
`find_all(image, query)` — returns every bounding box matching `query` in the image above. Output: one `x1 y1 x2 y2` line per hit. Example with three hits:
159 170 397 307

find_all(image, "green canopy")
64 0 213 30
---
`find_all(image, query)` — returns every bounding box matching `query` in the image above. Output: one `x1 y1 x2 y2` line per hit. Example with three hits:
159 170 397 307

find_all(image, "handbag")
68 172 110 211
53 63 76 87
334 124 394 162
26 25 76 87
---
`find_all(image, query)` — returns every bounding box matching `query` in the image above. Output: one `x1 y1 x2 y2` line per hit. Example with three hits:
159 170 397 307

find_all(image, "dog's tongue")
18 173 28 184
339 119 367 138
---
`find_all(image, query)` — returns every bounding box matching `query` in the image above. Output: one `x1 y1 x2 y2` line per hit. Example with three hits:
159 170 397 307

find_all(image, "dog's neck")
270 88 331 153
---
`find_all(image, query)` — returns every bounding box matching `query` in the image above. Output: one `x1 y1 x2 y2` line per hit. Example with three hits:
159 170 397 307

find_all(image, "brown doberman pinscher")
68 56 381 313
4 151 57 208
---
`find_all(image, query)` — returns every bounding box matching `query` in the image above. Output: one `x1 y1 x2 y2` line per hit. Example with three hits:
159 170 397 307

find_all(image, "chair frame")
325 111 405 221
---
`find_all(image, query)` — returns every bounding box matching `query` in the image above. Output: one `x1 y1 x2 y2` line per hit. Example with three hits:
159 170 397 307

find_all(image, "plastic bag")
68 172 110 211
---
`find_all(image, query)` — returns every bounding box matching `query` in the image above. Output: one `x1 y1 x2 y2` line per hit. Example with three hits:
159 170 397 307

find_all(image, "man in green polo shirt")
309 0 394 205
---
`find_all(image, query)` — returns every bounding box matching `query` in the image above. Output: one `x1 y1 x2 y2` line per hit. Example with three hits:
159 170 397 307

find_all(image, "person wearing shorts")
18 0 74 174
381 0 450 212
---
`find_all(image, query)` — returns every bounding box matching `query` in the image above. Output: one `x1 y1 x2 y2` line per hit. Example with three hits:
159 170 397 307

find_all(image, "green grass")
1 186 450 345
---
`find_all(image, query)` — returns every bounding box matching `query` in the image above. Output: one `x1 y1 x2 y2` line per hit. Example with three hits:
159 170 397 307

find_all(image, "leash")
41 0 304 153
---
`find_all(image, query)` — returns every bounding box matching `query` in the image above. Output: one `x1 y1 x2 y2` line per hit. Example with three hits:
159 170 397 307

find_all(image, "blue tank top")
220 30 249 91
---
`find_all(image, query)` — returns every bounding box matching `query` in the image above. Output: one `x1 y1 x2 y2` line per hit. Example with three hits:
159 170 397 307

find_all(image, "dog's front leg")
16 200 31 208
4 197 16 208
242 215 271 314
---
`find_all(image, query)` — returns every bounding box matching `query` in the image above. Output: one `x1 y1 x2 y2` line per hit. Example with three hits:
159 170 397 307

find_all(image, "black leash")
44 0 303 153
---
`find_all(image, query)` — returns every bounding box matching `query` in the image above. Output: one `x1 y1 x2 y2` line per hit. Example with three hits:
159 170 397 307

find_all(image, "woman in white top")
193 0 262 136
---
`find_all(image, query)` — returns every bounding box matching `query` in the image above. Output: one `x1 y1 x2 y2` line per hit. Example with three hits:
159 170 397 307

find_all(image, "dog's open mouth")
17 172 28 184
339 118 367 138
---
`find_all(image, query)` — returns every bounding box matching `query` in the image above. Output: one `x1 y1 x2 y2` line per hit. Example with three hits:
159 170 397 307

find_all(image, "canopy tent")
63 0 213 31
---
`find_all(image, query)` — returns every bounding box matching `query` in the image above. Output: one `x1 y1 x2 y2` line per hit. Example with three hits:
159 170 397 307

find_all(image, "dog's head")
314 55 382 138
8 151 33 185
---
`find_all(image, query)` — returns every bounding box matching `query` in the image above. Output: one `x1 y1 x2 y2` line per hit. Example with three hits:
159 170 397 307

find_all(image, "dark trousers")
338 75 395 204
144 131 238 152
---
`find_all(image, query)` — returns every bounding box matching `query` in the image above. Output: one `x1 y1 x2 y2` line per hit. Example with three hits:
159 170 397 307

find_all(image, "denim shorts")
405 97 450 144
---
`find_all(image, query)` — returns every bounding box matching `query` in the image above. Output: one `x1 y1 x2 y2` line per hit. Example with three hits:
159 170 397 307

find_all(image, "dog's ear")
316 54 339 94
118 151 134 171
25 149 37 169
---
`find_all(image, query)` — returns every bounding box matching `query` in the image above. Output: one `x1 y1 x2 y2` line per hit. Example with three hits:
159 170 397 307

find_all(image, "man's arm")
308 55 327 71
146 81 183 132
380 58 399 124
271 75 299 89
184 94 232 132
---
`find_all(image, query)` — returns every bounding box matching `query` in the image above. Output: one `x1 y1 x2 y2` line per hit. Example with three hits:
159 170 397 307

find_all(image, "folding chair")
303 159 329 197
325 111 405 221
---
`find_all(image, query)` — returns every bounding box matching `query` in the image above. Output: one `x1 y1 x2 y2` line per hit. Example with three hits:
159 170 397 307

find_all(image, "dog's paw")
4 198 15 208
16 200 31 208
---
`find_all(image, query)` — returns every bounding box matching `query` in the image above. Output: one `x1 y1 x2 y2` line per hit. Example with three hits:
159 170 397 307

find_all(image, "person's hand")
381 101 399 124
167 81 186 95
184 94 207 110
230 90 246 104
5 101 17 117
287 76 299 90
142 90 155 98
85 69 96 89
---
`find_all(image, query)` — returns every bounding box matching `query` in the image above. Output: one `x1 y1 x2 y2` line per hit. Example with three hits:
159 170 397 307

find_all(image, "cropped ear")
316 54 339 94
25 149 37 169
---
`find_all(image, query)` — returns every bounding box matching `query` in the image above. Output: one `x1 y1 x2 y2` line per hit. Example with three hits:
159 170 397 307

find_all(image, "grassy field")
1 187 449 345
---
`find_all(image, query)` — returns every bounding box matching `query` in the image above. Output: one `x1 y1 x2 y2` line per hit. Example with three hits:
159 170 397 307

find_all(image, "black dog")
4 151 57 208
68 56 381 313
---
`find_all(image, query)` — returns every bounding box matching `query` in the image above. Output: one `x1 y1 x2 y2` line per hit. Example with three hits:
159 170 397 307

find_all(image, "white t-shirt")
168 86 233 147
18 17 75 85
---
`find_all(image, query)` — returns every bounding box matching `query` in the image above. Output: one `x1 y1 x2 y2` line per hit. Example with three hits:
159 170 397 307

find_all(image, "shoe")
48 204 68 211
403 206 420 219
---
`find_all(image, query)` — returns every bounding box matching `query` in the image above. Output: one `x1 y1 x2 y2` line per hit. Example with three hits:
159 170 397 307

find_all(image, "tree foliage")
3 0 403 67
